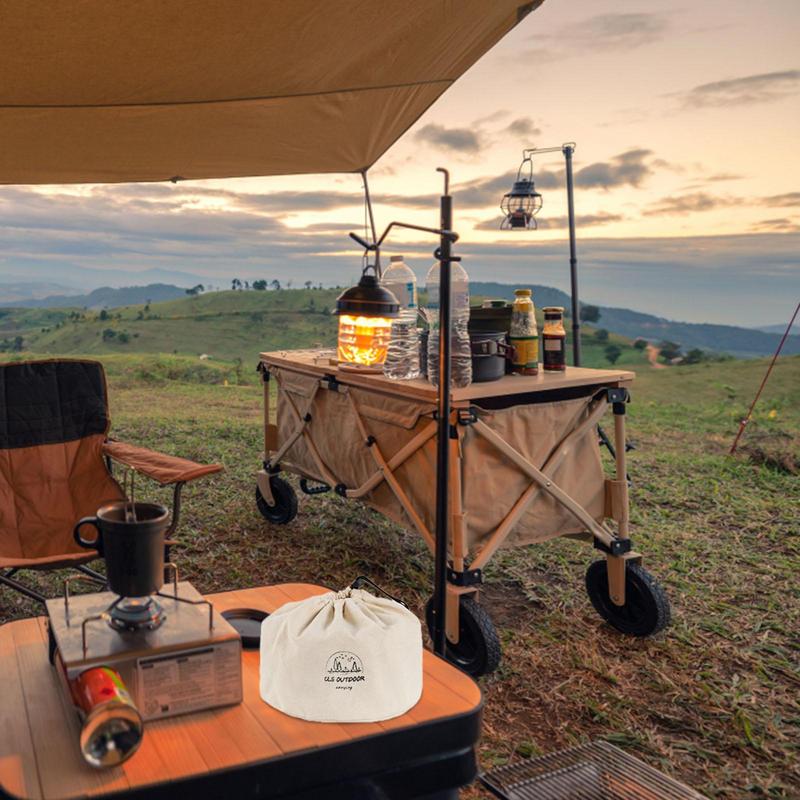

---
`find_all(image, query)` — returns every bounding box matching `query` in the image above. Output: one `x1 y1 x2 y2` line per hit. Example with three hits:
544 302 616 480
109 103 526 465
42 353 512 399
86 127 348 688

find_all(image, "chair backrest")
0 359 124 566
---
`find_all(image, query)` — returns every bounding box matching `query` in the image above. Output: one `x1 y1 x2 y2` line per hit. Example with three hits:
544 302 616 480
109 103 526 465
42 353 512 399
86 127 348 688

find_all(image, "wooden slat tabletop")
261 350 634 404
0 584 481 800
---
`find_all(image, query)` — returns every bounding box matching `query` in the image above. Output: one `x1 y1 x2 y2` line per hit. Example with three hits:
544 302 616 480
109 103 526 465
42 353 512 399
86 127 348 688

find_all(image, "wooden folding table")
0 584 482 800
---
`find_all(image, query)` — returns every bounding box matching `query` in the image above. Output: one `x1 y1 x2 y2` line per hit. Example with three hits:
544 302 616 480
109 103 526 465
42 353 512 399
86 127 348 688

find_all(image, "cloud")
89 183 363 214
761 192 800 207
677 70 800 108
475 212 623 231
643 192 737 216
390 149 656 210
505 117 542 138
750 218 800 233
1 181 798 327
522 12 669 62
566 13 670 51
414 124 483 154
705 173 745 182
575 149 654 190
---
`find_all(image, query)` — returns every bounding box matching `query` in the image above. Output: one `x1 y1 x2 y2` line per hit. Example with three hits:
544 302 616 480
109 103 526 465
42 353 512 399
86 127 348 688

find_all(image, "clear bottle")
381 255 421 380
509 288 538 375
424 261 472 388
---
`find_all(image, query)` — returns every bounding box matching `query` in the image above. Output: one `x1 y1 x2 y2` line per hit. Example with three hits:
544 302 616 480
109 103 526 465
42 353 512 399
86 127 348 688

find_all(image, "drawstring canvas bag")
260 586 423 722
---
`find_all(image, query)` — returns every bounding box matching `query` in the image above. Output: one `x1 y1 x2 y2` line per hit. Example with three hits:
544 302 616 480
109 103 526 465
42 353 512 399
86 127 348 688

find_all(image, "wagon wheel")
255 476 298 524
425 595 501 677
585 560 670 637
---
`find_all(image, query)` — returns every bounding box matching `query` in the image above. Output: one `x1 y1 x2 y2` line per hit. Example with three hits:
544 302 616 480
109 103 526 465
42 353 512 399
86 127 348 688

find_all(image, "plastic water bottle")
382 255 421 380
424 261 472 388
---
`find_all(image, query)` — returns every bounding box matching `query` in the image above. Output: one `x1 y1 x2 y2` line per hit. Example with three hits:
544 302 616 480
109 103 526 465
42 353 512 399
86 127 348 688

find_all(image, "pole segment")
432 168 453 658
563 144 581 366
361 169 380 276
730 300 800 454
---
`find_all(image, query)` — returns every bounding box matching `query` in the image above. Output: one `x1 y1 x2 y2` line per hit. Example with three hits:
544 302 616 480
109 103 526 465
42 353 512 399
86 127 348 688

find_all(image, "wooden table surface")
261 350 634 404
0 584 482 800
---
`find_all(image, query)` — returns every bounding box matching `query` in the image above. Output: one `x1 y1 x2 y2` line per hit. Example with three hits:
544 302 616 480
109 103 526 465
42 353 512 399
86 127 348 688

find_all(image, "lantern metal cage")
499 156 543 230
335 265 400 371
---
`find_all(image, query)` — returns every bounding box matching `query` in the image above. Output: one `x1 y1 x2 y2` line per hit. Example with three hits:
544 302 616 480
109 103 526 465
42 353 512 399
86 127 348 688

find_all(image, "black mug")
74 502 170 598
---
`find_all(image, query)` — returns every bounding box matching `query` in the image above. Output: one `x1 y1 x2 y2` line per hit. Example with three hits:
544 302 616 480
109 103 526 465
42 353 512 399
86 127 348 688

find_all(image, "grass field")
1 288 654 370
1 350 797 798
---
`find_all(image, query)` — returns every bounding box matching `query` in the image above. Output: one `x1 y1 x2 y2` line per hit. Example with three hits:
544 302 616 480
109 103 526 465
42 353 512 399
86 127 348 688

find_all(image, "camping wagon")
256 350 670 676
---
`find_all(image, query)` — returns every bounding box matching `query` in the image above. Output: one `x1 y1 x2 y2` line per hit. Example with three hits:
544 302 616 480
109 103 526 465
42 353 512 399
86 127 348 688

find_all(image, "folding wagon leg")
585 390 671 636
606 395 631 606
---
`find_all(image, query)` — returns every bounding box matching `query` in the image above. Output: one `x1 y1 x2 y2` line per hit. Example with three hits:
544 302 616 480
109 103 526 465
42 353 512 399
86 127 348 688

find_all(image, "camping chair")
0 358 222 604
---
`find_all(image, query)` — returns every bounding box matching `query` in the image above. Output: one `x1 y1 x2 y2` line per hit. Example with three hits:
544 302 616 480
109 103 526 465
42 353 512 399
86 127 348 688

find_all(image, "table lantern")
335 268 400 371
500 156 542 230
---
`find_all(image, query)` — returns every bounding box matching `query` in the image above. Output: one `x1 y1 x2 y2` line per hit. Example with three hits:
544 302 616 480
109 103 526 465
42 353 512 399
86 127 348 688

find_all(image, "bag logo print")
324 651 366 690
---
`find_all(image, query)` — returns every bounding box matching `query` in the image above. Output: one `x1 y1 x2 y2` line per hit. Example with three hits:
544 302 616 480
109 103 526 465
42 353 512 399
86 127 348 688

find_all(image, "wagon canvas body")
257 351 667 675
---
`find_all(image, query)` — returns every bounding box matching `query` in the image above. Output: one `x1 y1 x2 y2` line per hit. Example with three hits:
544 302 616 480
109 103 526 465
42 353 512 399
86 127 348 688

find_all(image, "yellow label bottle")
509 289 538 375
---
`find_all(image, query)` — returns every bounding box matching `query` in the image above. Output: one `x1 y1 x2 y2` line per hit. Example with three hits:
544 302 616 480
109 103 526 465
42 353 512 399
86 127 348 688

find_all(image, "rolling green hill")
2 288 652 371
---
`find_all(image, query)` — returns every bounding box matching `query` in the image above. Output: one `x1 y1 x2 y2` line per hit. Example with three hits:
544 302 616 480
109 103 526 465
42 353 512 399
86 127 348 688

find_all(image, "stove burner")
107 596 166 632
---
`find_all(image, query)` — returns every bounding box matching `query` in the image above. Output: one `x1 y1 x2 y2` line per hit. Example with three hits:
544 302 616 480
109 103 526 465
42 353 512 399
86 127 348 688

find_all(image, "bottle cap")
390 255 404 262
543 306 564 314
514 288 532 296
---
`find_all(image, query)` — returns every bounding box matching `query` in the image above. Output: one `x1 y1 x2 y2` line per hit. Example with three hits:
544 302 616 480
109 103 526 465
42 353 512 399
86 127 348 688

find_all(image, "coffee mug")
74 502 170 598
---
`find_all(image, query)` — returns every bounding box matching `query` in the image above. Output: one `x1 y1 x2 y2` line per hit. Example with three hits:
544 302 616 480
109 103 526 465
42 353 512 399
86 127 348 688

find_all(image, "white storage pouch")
259 586 423 723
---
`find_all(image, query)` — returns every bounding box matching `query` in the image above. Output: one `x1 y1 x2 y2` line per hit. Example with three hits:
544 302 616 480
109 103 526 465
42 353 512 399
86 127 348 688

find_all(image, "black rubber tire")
255 477 298 524
425 595 501 677
585 560 671 637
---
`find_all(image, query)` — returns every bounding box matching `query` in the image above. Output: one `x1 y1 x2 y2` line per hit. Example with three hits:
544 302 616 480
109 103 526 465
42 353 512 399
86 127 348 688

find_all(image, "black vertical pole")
432 167 452 658
564 144 581 367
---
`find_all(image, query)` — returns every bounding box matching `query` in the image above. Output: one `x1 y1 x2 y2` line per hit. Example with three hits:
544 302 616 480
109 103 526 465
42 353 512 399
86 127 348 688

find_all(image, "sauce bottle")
509 289 538 375
542 306 567 371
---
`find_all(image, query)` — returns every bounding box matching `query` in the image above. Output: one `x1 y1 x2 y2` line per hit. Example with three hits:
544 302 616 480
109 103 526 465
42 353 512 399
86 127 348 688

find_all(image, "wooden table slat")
0 626 42 800
261 350 635 404
11 619 130 800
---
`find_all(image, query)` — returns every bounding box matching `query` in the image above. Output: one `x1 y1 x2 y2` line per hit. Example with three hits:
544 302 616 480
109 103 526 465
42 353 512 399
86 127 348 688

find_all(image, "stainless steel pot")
470 331 512 383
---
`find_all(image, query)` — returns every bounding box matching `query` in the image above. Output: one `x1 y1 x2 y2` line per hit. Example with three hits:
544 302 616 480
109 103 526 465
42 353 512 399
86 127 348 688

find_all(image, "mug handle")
74 517 103 554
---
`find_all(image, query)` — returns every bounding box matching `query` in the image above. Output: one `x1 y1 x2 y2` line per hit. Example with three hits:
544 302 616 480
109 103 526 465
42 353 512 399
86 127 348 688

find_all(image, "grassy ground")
1 352 797 798
1 288 653 370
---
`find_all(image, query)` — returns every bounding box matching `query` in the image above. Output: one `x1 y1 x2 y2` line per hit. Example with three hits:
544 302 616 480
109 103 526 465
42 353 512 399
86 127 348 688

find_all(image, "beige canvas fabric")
260 587 422 722
0 435 123 568
273 368 606 551
0 1 542 184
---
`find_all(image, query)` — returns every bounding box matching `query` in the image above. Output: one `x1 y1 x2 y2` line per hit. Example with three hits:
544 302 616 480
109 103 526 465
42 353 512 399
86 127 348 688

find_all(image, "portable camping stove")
46 569 242 722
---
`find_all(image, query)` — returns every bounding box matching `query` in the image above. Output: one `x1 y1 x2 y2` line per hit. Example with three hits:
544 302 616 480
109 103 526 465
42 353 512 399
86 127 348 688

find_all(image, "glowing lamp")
335 271 399 371
500 157 542 230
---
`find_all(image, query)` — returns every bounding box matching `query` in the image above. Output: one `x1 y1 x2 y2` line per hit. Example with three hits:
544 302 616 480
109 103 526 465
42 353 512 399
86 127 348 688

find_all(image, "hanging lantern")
335 268 399 371
500 156 543 230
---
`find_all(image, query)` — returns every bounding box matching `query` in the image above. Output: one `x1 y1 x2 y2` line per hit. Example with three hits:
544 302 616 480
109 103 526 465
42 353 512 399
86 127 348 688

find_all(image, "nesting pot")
470 331 512 383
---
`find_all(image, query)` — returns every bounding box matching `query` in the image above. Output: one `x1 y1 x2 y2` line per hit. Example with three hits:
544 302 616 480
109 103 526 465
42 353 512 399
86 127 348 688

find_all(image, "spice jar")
509 289 538 375
542 306 567 371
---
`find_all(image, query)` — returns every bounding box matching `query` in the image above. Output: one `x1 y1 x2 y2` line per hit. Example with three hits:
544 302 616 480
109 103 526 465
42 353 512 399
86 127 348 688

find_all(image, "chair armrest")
103 440 223 485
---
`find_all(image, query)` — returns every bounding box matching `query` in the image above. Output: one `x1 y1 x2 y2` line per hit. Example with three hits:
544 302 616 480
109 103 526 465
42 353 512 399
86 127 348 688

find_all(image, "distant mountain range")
3 283 188 309
470 283 800 358
3 279 797 359
755 322 799 335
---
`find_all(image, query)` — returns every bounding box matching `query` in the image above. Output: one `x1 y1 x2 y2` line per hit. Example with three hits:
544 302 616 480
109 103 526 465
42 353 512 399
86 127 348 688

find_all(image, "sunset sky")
0 0 798 326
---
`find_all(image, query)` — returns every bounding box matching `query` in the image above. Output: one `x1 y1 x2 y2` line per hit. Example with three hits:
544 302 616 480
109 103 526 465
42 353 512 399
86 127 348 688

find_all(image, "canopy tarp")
0 0 541 185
